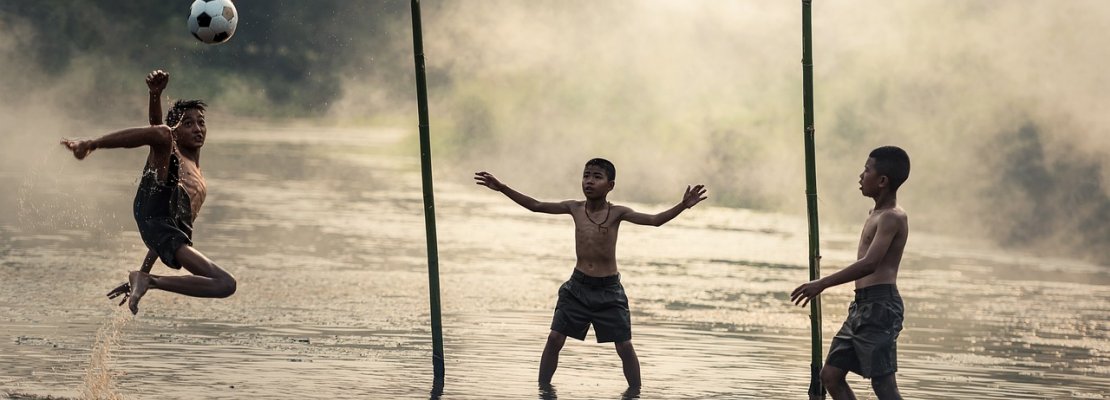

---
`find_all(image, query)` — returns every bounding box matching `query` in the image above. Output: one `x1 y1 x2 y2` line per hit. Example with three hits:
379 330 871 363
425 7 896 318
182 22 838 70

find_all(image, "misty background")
1 0 1107 264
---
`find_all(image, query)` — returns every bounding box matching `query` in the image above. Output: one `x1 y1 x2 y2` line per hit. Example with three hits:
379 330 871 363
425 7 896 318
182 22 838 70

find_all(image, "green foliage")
986 124 1110 263
1 0 411 118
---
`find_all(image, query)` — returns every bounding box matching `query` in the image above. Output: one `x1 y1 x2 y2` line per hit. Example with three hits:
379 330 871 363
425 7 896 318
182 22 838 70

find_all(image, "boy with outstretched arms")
60 70 236 315
791 146 911 400
475 158 707 392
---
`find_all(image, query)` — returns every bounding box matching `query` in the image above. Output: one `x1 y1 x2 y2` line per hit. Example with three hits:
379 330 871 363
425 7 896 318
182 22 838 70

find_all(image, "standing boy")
60 70 236 315
475 158 707 392
791 146 911 400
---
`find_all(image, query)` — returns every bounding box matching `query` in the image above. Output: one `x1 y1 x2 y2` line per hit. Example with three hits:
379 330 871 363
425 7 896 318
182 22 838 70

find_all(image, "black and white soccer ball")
188 0 238 44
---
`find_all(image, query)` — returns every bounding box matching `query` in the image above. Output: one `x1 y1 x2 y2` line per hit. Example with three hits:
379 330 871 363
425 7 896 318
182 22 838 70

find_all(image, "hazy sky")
2 0 1107 261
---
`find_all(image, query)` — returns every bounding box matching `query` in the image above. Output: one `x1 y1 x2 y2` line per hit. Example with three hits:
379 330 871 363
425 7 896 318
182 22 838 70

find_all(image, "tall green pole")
409 0 445 388
801 1 825 399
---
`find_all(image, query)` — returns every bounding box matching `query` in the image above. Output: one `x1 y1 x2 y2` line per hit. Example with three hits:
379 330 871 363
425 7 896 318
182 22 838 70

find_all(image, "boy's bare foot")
127 271 151 315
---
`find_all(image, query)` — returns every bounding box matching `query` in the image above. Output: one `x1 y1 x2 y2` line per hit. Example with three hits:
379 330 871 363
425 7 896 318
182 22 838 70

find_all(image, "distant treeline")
986 124 1110 264
0 0 413 117
3 1 1107 265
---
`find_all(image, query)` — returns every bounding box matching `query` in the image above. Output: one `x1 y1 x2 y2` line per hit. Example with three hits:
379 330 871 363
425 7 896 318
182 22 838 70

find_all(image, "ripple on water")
2 128 1108 398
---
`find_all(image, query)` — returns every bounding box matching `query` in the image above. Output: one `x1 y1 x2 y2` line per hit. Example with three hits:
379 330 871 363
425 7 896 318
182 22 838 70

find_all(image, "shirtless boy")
60 70 236 315
791 146 911 400
475 158 707 392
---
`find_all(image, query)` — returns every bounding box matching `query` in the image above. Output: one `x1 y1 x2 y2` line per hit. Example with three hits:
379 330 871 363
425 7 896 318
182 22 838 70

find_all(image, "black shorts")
826 284 904 378
136 216 193 269
133 157 194 270
550 269 632 343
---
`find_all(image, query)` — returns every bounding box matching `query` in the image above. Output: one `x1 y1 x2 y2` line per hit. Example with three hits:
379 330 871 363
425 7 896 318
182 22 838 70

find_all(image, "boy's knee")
820 366 847 387
614 340 636 357
545 331 567 348
216 276 237 298
870 374 897 392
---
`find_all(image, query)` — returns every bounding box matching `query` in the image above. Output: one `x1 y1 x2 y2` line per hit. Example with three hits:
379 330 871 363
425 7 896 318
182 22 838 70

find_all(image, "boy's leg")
614 340 641 389
820 364 856 400
128 245 237 314
870 373 901 400
539 330 568 386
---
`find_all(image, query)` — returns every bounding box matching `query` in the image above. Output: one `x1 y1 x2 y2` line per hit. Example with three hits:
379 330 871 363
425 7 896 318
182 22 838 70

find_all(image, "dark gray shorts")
133 162 194 270
826 284 904 378
136 216 193 269
550 269 632 343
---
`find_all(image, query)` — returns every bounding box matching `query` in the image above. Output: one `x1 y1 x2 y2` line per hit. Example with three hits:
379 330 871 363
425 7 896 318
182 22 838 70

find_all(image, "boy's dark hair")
585 158 616 181
165 99 207 127
869 146 910 191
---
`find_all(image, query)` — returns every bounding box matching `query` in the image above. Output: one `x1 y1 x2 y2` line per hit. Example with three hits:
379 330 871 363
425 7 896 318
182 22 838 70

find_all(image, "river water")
1 126 1106 399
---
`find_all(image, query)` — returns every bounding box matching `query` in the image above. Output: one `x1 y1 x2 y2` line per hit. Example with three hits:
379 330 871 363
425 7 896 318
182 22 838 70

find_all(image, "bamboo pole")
409 0 446 388
801 0 825 399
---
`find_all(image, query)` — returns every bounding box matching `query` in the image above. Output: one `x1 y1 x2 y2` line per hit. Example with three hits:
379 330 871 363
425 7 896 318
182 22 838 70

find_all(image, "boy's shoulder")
870 207 908 231
891 206 908 220
881 206 907 217
870 206 907 218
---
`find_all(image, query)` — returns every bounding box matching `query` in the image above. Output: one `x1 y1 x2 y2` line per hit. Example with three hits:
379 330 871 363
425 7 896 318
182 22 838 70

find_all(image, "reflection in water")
0 127 1107 399
539 383 557 400
429 380 444 400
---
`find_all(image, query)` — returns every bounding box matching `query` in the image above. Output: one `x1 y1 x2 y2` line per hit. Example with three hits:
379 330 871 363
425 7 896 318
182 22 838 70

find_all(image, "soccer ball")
188 0 238 44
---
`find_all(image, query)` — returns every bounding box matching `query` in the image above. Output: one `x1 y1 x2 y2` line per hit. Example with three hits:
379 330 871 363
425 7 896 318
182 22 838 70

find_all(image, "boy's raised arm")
60 125 172 160
620 184 707 227
146 70 169 126
475 171 570 214
790 212 903 306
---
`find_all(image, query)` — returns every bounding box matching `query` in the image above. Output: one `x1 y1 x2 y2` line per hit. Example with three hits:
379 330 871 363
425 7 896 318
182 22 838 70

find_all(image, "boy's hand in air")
681 184 707 209
60 139 95 160
474 172 506 192
146 70 169 95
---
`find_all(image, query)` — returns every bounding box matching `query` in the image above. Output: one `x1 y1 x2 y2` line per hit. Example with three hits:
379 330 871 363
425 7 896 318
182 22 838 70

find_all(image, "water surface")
1 126 1107 399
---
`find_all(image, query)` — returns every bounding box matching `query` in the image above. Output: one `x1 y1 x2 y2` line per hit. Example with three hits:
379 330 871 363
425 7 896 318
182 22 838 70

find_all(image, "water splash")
79 309 130 400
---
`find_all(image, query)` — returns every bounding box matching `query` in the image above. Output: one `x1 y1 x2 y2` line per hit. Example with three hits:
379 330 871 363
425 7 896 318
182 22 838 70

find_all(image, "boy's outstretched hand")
791 279 826 307
682 184 708 208
146 70 169 94
60 139 95 160
474 171 506 192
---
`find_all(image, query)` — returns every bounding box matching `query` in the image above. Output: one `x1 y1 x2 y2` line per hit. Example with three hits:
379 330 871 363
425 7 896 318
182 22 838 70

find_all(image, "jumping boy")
791 146 911 400
474 159 707 392
60 70 236 315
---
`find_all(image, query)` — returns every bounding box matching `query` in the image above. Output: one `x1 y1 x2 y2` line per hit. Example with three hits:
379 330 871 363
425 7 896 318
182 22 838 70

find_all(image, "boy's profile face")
582 165 614 200
174 109 207 150
859 157 885 197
